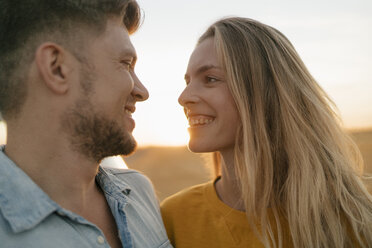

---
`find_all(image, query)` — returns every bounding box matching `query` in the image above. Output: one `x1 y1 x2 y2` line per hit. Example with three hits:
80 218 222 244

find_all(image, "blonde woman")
161 17 372 248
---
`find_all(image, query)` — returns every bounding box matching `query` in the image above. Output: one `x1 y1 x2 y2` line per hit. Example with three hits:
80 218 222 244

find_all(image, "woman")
161 17 372 248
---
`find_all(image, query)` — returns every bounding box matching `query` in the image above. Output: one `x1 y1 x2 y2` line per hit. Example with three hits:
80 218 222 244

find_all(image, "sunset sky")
130 0 372 146
1 0 371 146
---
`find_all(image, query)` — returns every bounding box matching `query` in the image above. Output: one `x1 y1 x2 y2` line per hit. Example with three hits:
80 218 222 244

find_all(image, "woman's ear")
35 42 71 95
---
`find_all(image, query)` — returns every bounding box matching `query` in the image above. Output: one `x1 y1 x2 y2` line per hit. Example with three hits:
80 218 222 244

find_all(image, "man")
0 1 172 247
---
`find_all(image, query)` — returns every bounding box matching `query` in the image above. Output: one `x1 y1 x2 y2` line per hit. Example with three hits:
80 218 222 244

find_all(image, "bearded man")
0 1 172 247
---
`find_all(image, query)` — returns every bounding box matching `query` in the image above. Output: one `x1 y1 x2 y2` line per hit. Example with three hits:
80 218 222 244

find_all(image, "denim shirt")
0 146 172 248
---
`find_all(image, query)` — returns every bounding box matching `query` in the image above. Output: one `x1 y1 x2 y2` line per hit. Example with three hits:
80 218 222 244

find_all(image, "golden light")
0 121 6 145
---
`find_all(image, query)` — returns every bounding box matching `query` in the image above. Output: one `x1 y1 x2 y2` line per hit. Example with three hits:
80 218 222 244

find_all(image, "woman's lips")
188 115 215 127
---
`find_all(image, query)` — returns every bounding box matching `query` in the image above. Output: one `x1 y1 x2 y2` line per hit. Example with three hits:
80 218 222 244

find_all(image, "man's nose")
131 72 149 102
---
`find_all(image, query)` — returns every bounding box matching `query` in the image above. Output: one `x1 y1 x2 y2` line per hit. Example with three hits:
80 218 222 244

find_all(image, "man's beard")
62 98 137 163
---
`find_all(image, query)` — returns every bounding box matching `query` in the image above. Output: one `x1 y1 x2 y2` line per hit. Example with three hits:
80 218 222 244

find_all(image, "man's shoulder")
106 167 146 177
104 168 154 192
102 168 173 247
102 168 159 208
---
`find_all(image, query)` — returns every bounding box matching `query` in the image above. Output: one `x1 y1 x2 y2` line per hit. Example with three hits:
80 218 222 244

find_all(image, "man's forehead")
92 17 136 56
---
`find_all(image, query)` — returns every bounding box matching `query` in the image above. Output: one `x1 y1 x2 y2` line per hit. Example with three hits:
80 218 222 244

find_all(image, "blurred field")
350 128 372 192
124 128 372 201
350 129 372 174
124 147 214 201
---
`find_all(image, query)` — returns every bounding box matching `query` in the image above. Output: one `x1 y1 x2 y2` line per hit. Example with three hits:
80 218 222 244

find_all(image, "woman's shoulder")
161 181 214 212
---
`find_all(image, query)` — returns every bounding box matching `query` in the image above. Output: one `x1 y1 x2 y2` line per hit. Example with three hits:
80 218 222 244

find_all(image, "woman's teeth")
125 109 132 115
188 117 214 126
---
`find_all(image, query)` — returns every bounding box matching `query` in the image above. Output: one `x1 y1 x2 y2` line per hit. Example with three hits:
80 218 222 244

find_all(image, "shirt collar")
96 166 133 200
0 146 59 233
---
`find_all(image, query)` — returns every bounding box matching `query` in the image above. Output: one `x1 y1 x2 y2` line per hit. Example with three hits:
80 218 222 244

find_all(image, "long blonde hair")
199 17 372 248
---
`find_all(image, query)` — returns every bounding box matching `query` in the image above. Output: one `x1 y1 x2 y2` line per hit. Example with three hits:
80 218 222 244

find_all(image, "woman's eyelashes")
184 74 222 86
205 76 221 84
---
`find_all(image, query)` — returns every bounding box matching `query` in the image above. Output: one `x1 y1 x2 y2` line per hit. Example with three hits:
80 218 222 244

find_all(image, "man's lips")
124 105 136 130
124 105 136 116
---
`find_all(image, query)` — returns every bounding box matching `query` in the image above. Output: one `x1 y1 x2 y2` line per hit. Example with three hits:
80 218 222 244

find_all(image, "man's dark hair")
0 0 141 120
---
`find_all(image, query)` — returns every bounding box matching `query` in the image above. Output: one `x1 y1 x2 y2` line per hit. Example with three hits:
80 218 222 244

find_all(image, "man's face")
62 17 148 162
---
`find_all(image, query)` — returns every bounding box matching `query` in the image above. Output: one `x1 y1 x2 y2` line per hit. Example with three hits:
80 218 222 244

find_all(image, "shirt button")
97 235 105 244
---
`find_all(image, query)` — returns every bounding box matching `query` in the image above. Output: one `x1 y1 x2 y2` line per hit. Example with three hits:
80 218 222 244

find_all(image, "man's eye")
121 61 132 70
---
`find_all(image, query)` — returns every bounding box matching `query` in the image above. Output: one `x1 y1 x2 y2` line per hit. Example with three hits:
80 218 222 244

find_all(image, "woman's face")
179 38 240 154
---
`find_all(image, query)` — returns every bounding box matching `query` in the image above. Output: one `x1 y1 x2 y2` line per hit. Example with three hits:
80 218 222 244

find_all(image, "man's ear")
35 43 72 94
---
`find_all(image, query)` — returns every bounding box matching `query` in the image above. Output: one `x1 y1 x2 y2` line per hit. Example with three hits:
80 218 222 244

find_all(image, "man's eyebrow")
184 64 221 81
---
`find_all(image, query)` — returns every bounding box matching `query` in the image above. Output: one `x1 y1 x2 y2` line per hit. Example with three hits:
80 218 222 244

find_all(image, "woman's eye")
206 76 219 83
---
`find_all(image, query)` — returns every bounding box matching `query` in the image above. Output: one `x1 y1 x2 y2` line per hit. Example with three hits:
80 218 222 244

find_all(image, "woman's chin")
187 139 216 153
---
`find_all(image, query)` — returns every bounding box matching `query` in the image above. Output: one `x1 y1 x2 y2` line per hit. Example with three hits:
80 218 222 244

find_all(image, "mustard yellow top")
160 181 293 248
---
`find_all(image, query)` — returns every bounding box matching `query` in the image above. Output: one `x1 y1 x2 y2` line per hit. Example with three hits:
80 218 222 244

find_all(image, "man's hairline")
33 14 132 63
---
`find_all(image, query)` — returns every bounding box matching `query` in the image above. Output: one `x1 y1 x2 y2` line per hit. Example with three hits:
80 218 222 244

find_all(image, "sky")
1 0 372 146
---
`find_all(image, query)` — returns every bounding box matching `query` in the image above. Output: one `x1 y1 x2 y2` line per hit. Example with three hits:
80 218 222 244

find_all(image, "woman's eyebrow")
184 64 221 80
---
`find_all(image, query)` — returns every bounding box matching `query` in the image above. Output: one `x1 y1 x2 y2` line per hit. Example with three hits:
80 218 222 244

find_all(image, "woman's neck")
214 150 245 211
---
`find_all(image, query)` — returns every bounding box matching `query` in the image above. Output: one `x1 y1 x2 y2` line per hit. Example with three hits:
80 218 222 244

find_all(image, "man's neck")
5 126 101 215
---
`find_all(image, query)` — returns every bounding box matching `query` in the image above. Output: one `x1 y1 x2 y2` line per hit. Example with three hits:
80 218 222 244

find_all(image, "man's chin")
118 133 137 156
94 132 137 162
62 97 139 163
65 117 137 163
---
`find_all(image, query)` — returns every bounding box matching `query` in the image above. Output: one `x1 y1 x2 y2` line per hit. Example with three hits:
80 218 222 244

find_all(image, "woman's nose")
178 83 199 107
